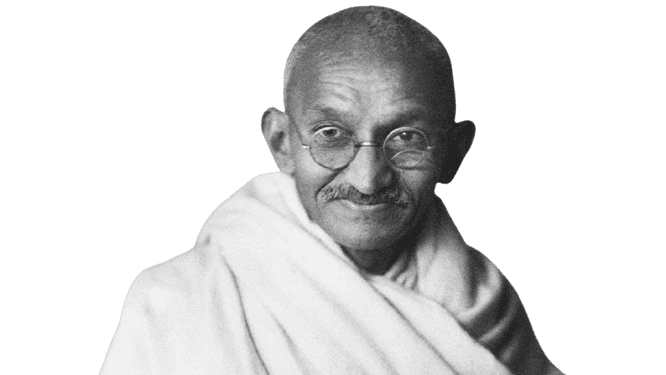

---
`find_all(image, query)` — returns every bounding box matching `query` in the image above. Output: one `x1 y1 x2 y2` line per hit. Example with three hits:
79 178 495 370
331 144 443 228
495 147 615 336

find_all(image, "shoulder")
123 243 236 317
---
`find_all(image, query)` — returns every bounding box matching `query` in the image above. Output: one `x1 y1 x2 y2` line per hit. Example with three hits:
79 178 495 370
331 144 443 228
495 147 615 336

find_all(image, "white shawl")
100 172 561 375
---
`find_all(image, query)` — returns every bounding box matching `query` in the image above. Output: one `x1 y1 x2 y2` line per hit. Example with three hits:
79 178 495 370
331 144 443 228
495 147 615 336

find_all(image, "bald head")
283 6 456 121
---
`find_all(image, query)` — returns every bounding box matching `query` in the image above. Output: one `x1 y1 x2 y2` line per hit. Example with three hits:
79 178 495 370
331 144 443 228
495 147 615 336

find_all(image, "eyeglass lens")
309 128 430 169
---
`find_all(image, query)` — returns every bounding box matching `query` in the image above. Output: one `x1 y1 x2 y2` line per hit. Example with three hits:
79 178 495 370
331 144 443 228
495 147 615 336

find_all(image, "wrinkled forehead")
287 43 453 122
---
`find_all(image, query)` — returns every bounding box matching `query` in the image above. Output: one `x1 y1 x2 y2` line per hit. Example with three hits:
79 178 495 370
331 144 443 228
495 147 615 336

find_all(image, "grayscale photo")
101 6 561 374
1 2 663 375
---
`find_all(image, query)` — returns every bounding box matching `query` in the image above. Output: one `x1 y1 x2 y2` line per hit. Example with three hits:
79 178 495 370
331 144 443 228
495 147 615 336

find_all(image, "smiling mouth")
336 199 398 212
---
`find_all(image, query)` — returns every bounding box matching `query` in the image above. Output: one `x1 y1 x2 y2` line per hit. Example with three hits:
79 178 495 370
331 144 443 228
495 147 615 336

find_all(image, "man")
101 6 562 375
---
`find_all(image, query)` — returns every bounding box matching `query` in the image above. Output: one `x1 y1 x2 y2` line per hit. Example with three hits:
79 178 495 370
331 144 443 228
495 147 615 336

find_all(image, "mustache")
319 184 410 206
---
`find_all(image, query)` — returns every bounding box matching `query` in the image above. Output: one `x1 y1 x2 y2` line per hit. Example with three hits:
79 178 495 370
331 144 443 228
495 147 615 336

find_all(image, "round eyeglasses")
298 126 438 170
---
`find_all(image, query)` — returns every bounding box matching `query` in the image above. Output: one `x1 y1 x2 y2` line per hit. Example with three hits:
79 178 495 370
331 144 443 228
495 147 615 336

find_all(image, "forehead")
290 51 450 127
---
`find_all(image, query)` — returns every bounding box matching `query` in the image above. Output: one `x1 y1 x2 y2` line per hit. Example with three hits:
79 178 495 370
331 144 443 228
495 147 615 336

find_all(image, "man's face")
287 52 450 253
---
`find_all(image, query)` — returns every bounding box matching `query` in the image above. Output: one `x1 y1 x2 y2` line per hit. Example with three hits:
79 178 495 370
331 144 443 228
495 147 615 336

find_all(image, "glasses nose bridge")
349 139 390 168
355 140 383 149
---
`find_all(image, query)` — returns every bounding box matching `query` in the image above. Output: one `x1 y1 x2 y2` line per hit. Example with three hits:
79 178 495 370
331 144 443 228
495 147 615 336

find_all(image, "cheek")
396 172 438 220
292 154 336 217
398 170 438 200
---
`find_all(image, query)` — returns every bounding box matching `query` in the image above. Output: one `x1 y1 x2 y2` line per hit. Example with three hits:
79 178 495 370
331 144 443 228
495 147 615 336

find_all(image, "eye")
396 131 415 142
322 128 340 138
314 126 345 139
386 128 428 151
311 125 353 149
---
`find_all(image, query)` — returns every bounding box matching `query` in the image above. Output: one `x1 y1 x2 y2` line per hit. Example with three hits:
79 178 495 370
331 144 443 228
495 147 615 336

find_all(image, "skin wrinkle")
287 56 442 273
272 8 467 274
286 48 454 123
301 106 433 138
283 7 456 117
299 67 441 141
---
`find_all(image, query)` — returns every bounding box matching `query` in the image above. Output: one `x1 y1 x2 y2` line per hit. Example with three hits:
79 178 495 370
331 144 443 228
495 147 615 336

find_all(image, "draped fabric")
100 172 562 375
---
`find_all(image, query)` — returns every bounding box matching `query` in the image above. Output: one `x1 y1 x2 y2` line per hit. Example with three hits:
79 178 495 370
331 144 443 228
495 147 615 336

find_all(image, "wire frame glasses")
299 126 437 170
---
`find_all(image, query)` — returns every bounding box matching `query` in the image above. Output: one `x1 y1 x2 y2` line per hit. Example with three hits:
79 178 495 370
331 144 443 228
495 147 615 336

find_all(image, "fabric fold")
100 172 561 375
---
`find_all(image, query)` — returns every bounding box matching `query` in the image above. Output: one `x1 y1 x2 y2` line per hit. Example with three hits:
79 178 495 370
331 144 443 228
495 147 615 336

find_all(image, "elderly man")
101 6 562 375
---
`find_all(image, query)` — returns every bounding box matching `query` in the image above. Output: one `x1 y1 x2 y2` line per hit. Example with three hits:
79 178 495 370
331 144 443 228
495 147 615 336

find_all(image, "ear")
262 107 295 175
437 120 475 184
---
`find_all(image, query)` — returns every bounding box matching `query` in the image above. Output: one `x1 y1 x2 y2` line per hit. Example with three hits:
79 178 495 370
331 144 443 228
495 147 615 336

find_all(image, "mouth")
335 199 398 213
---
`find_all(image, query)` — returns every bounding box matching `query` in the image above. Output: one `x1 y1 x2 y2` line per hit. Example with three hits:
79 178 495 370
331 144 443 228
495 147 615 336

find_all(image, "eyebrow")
309 105 347 122
382 110 428 128
305 104 430 130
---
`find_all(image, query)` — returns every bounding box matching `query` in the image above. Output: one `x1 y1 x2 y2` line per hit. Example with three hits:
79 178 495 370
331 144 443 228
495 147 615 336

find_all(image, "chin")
321 218 410 252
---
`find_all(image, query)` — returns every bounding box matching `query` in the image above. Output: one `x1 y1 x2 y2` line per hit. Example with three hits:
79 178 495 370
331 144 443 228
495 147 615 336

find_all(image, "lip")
334 199 394 213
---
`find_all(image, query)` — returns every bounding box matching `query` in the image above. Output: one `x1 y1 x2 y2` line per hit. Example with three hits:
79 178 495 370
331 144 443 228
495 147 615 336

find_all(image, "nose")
343 144 396 194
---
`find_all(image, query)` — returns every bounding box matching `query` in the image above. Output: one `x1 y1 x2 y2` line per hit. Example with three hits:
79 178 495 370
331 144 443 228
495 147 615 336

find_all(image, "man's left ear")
437 120 475 184
261 107 295 175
